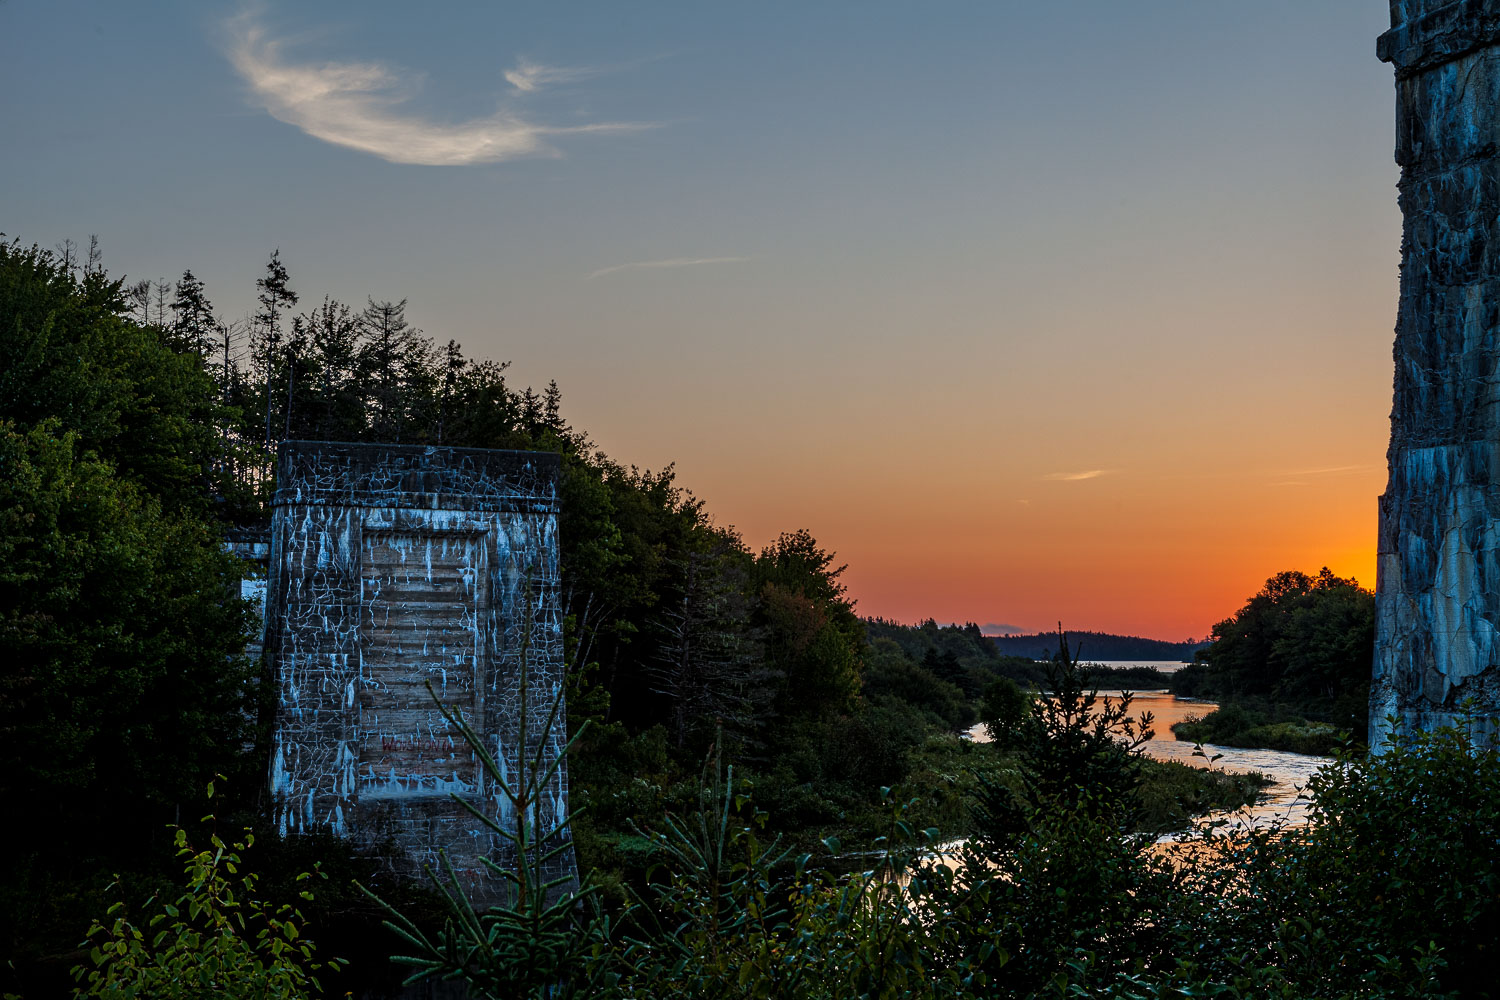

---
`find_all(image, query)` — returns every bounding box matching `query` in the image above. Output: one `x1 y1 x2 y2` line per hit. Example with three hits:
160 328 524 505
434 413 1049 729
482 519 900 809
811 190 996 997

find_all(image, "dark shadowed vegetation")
988 630 1204 662
1170 568 1374 754
4 235 1490 999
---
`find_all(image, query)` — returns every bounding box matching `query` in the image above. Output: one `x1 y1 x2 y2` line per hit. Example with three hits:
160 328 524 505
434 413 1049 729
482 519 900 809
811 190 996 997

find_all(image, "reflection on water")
966 689 1334 832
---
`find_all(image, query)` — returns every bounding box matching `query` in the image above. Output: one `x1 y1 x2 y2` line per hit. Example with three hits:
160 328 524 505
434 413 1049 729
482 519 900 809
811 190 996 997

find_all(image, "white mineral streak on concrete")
1374 4 1500 749
264 443 573 901
1432 520 1475 700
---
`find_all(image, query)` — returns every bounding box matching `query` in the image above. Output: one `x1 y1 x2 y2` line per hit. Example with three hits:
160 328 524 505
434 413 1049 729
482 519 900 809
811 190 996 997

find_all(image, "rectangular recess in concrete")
357 530 487 798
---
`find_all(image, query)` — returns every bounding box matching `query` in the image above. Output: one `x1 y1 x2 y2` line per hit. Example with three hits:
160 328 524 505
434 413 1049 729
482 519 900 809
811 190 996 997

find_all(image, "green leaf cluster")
0 239 258 982
71 812 340 1000
1171 568 1373 740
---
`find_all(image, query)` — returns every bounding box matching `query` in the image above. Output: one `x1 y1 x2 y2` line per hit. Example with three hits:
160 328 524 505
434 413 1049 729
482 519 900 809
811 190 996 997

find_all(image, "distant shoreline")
987 630 1205 663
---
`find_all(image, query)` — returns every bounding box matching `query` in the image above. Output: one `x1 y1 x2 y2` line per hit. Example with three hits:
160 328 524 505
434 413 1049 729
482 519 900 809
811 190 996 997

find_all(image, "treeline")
0 237 876 993
0 235 1326 997
12 235 1494 1000
989 630 1204 662
861 617 1177 717
1170 568 1374 752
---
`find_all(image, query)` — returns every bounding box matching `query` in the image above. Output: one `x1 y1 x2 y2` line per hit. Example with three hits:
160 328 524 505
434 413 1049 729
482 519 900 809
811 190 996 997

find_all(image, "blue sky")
1 1 1400 636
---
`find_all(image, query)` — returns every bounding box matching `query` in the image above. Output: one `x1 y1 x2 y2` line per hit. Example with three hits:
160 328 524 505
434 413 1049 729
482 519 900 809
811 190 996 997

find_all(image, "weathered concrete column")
1373 0 1500 747
263 441 574 900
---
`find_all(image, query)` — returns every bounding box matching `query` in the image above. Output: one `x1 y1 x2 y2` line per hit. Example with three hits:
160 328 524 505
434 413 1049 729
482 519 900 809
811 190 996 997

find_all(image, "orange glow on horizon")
667 433 1390 643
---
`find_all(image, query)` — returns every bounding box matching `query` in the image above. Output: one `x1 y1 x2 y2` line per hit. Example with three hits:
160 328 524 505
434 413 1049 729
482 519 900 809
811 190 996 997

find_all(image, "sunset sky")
1 2 1397 640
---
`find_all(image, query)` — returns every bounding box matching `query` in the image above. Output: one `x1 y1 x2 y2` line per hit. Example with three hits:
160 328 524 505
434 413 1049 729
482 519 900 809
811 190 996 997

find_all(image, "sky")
0 1 1400 640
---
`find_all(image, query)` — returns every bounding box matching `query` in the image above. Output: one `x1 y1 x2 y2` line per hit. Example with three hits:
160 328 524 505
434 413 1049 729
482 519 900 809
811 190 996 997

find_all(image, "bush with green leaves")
972 630 1154 841
615 765 1000 1000
362 653 616 1000
358 633 1500 1000
71 806 340 999
1215 716 1500 998
1170 568 1374 741
935 797 1197 998
368 689 1005 999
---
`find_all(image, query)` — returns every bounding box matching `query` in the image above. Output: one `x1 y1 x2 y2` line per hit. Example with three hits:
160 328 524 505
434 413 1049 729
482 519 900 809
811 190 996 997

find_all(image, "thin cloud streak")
1042 470 1109 481
1276 463 1375 477
225 13 654 166
504 58 598 93
587 256 751 279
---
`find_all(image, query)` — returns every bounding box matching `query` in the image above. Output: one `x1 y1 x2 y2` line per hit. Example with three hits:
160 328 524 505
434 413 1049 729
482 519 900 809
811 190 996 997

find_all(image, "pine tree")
254 250 298 448
649 545 766 753
300 297 363 440
543 379 566 435
84 235 103 277
359 298 415 442
129 279 151 325
153 279 169 330
437 338 466 444
169 270 216 359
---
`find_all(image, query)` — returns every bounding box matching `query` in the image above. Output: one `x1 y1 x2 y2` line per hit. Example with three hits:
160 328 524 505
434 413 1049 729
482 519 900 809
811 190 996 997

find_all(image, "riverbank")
1171 704 1347 757
978 690 1335 832
963 688 1272 835
1121 690 1333 830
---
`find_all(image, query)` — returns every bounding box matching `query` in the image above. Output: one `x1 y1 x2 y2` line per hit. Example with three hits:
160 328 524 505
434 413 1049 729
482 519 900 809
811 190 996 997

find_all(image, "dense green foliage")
13 234 1472 1000
972 638 1263 841
0 242 260 984
0 241 224 514
975 636 1155 832
1170 568 1374 749
1173 704 1344 756
357 643 1499 999
72 814 339 1000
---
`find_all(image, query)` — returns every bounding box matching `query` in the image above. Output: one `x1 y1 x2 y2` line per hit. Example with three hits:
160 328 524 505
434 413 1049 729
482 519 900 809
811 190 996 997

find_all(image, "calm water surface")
966 689 1333 832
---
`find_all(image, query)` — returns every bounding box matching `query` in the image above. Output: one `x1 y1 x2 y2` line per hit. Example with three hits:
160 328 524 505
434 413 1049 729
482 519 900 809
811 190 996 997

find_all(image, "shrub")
941 796 1195 997
1240 718 1500 997
973 629 1154 840
71 812 339 999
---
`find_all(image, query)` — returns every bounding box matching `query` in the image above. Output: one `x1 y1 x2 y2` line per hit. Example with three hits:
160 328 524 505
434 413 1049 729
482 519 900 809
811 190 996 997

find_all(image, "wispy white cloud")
587 256 751 279
1042 470 1109 482
225 12 653 166
1268 463 1376 487
1276 464 1374 477
504 58 598 93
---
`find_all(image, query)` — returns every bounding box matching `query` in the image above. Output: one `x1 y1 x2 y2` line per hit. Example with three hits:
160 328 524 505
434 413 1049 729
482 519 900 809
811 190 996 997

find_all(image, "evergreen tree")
436 338 466 443
128 278 150 325
754 529 864 723
543 379 565 434
358 298 415 442
0 241 257 977
649 543 764 752
254 250 298 448
0 239 221 513
84 234 102 277
169 269 216 358
299 297 364 440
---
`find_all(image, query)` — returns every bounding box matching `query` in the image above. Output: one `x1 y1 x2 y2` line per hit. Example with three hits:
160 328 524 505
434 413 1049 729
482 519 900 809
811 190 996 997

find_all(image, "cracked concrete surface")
1374 0 1500 748
261 441 574 901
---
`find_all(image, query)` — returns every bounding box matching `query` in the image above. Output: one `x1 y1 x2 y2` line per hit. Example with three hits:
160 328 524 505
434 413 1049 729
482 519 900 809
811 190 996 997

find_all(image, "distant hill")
981 621 1030 635
987 630 1205 662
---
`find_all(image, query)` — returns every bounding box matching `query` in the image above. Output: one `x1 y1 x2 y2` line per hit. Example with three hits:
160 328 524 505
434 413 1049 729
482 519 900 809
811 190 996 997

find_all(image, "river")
965 679 1335 833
